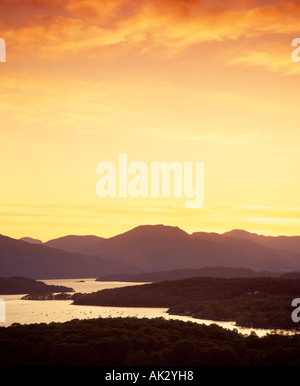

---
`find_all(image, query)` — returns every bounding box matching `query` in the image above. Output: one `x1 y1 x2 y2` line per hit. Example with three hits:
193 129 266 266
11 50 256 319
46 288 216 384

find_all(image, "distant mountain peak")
44 235 104 254
19 237 43 245
131 224 188 234
115 224 190 242
223 229 258 238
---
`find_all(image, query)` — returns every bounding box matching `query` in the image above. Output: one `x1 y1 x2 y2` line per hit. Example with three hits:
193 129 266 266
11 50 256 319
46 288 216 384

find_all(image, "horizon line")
6 224 300 243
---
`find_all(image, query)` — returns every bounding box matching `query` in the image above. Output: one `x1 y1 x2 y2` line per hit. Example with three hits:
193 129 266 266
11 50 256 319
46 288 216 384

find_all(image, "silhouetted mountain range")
0 234 141 279
78 225 300 272
5 225 300 279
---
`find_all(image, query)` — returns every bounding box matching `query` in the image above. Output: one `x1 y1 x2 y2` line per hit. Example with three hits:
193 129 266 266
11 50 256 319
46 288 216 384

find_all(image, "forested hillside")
73 277 300 329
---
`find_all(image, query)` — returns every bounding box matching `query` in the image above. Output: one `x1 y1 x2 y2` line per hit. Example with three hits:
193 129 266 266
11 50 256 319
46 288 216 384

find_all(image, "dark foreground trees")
0 317 300 366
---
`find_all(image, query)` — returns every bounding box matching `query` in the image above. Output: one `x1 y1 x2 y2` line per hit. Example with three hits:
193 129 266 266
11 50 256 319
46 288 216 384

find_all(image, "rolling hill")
19 237 43 245
96 266 281 282
0 276 74 295
224 229 300 254
44 235 104 253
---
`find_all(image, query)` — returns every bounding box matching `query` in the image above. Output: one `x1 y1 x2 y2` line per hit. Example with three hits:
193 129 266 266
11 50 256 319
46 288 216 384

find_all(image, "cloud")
229 47 300 75
1 2 299 48
65 0 135 24
1 0 299 73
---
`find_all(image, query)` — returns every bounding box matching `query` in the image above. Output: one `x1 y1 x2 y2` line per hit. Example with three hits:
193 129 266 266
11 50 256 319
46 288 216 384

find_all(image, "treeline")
21 293 73 301
1 317 300 366
74 277 300 306
168 294 296 330
72 277 300 330
0 276 73 295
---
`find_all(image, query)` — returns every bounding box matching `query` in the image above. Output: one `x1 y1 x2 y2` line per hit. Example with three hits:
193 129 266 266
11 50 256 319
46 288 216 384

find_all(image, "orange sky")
0 0 300 241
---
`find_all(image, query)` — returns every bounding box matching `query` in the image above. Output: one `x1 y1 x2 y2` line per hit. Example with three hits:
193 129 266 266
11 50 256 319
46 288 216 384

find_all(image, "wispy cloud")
1 0 299 73
229 45 300 75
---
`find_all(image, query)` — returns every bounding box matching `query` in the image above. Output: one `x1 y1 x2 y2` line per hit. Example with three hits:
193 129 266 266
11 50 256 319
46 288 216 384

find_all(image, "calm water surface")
0 278 291 337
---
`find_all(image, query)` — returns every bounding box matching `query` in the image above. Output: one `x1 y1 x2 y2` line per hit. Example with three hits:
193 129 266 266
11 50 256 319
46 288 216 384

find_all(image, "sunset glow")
1 0 300 241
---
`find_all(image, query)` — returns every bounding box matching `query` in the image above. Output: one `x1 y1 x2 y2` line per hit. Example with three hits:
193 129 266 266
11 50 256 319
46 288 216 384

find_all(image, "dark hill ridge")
19 237 43 245
73 276 300 307
73 276 300 330
224 229 300 254
0 234 141 279
77 225 300 272
81 224 189 256
96 266 281 282
0 276 73 295
44 235 104 253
